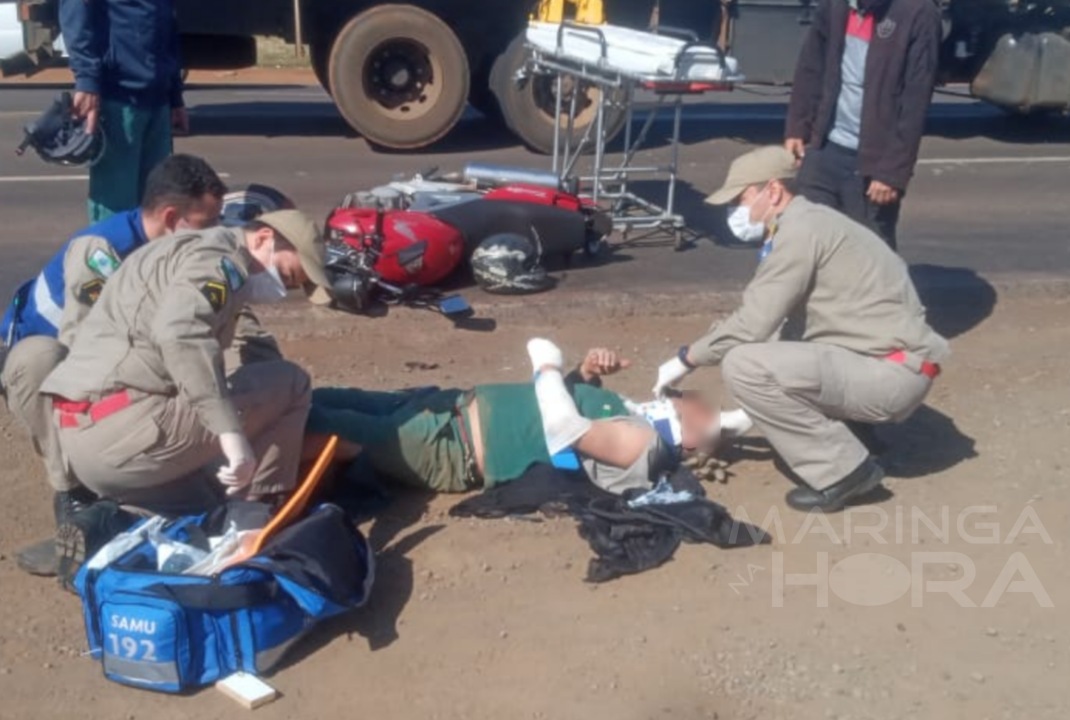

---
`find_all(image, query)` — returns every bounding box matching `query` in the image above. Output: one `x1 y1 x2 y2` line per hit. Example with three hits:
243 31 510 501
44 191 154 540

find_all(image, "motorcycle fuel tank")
326 207 465 286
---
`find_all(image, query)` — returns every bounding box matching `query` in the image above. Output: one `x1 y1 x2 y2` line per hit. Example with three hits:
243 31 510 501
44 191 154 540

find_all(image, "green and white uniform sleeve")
58 235 122 347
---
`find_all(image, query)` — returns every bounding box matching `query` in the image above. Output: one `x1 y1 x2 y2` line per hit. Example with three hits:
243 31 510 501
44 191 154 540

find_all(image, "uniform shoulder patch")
78 278 106 306
220 257 245 291
201 280 228 312
86 247 121 279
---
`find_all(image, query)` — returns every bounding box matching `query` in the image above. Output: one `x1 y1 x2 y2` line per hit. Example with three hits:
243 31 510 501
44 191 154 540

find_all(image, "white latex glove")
217 432 257 496
653 356 692 398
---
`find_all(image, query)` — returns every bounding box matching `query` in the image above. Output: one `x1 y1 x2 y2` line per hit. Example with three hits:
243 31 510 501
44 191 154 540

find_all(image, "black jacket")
785 0 941 191
59 0 184 108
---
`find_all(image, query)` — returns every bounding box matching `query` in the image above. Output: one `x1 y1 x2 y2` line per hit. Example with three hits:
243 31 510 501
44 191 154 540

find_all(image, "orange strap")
222 435 340 569
250 435 339 556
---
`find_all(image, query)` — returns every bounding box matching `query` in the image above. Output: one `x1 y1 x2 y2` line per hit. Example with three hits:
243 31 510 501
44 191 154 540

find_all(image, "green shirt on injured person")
474 382 629 484
306 380 631 493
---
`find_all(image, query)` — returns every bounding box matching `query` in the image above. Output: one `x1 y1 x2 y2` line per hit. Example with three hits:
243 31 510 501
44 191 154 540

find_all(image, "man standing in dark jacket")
784 0 942 249
59 0 187 222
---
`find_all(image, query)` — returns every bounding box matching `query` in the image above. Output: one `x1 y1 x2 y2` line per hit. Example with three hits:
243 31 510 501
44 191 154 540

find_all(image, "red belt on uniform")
53 390 132 428
884 350 941 380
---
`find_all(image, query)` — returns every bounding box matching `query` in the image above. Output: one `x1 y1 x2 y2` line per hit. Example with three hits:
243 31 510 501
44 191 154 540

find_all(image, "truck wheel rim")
362 39 442 120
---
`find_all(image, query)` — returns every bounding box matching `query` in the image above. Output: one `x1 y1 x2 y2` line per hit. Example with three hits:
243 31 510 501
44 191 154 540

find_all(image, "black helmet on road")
470 232 554 295
16 91 104 167
220 184 296 226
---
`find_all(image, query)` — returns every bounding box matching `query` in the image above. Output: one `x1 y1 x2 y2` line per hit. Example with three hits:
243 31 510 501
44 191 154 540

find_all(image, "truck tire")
491 35 627 155
328 4 470 150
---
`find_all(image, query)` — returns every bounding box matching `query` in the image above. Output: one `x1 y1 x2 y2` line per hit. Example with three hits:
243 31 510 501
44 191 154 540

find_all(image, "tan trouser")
722 342 933 490
55 360 312 515
0 336 75 492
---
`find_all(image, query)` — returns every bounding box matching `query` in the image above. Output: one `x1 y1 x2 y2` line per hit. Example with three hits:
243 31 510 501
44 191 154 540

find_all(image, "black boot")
56 501 139 593
16 488 100 577
785 458 886 513
53 486 99 525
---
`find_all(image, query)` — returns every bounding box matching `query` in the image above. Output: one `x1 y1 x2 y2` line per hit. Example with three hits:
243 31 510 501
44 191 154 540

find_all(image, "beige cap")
255 210 331 296
704 146 798 206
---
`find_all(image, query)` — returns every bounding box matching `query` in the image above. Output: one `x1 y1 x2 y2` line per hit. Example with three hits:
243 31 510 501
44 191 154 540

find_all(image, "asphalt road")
1 81 1069 308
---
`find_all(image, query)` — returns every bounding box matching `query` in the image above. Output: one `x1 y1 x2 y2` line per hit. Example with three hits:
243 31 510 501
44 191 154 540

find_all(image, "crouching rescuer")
39 210 333 538
654 146 949 512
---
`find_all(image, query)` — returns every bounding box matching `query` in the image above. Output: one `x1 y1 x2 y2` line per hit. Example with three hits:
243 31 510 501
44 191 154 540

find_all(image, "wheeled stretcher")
524 21 745 248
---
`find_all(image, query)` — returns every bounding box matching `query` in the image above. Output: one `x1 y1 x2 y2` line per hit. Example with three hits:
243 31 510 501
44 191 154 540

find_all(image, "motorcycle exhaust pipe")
462 162 576 193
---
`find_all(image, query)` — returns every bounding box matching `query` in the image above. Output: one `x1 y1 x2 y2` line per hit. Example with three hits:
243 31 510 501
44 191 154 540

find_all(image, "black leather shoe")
845 421 888 456
786 458 885 513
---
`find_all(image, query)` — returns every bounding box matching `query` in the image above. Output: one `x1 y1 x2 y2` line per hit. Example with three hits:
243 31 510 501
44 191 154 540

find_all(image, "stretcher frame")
524 22 741 249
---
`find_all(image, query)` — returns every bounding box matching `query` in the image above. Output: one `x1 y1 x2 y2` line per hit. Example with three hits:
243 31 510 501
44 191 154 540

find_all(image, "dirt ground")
0 287 1066 720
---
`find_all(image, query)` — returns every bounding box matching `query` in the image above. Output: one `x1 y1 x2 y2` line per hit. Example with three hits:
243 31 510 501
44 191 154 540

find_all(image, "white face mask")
726 202 767 244
246 244 288 304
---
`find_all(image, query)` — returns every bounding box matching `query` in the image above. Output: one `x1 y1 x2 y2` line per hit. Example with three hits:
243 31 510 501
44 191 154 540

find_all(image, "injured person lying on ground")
303 339 753 495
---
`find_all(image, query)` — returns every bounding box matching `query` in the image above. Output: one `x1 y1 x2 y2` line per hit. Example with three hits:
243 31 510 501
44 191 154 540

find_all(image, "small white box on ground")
216 672 279 710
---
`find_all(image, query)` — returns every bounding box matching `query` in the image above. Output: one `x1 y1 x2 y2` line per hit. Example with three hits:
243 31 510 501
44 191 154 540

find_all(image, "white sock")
720 409 753 438
527 338 564 373
533 367 592 455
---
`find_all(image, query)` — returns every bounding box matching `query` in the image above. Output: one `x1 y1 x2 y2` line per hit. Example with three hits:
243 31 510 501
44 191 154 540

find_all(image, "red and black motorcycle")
322 163 612 319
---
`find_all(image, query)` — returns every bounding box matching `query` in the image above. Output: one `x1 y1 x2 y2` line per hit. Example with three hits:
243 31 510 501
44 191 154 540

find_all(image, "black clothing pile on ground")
449 464 770 582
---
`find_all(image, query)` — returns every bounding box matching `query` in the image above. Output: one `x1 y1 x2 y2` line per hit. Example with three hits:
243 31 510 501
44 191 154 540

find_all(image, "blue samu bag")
73 502 374 693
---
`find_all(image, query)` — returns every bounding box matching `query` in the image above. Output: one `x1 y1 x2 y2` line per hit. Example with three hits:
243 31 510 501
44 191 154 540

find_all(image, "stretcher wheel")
491 35 627 155
673 228 686 252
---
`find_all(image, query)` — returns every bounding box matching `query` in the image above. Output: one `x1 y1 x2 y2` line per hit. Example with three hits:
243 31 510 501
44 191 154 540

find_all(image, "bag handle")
144 579 279 611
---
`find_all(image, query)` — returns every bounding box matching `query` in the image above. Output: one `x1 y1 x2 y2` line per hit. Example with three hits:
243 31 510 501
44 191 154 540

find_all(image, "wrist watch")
677 345 696 369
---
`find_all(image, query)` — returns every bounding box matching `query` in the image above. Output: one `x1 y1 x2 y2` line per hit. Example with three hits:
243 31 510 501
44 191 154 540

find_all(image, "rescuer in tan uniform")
653 146 949 512
40 210 331 514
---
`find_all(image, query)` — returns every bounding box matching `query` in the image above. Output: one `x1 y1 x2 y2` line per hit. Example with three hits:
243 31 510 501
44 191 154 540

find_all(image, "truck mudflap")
971 31 1070 113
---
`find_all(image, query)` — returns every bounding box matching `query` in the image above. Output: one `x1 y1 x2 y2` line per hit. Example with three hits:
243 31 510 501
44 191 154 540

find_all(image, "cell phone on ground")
438 294 473 318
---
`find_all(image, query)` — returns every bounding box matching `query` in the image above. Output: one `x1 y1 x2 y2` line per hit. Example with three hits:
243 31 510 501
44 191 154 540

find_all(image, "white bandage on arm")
533 368 592 455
